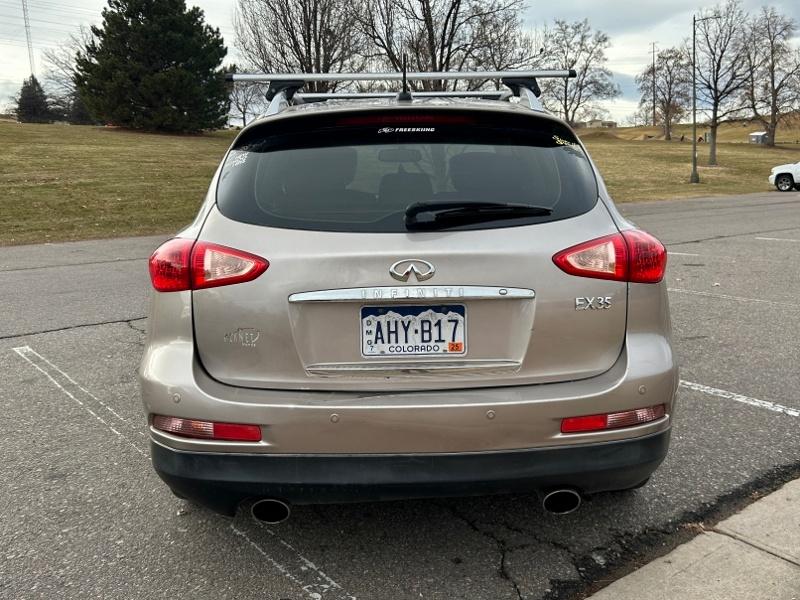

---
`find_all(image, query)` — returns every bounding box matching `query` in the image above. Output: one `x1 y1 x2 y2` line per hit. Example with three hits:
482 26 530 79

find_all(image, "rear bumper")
151 428 671 515
141 338 677 454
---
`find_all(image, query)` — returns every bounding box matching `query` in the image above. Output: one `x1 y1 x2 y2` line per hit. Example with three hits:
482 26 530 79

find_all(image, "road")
1 191 799 599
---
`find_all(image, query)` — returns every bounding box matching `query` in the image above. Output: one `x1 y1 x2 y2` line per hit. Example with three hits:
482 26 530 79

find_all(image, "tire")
775 174 795 192
626 476 651 490
612 477 651 493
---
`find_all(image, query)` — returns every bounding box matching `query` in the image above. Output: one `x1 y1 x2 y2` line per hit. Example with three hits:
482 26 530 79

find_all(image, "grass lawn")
0 121 233 245
582 130 800 202
2 119 799 246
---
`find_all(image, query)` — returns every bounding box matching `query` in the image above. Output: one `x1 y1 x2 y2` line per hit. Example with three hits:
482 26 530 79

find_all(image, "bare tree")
742 7 800 146
636 47 690 140
696 1 750 164
41 26 94 123
469 22 550 90
539 20 620 125
227 65 266 126
355 0 527 91
234 0 366 92
624 104 653 128
42 27 93 98
230 83 265 126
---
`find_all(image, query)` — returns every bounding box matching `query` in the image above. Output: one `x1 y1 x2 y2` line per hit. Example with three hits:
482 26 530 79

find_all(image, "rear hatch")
192 106 626 391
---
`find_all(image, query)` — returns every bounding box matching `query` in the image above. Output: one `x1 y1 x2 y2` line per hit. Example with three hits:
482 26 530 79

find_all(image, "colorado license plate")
360 305 467 358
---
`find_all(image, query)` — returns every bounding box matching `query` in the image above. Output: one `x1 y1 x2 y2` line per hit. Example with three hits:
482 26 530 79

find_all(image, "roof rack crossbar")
296 90 512 102
226 69 576 84
229 69 576 116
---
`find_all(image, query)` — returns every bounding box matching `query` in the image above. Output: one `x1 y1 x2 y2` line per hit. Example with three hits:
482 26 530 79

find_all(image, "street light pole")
690 13 720 184
690 14 700 184
650 42 657 127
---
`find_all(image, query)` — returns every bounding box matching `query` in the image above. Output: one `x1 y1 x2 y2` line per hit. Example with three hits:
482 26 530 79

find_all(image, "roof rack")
225 69 576 116
297 90 513 102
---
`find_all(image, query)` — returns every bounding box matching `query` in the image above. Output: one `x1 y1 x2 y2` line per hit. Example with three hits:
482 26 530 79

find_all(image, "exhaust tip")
542 489 582 515
251 499 291 524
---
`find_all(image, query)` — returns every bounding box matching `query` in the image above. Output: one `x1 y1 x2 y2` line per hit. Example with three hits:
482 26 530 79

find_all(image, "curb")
588 478 800 599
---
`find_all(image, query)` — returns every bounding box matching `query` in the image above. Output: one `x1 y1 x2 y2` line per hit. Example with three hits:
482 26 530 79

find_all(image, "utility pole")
21 0 35 76
650 42 657 128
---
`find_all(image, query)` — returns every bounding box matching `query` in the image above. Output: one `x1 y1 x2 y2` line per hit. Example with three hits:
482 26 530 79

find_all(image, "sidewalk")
589 478 800 600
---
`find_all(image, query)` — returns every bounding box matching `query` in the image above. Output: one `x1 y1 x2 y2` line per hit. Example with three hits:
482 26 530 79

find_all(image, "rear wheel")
624 476 651 490
608 477 651 493
775 174 794 191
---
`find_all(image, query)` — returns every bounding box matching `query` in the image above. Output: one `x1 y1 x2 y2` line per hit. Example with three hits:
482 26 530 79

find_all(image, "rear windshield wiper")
405 200 553 231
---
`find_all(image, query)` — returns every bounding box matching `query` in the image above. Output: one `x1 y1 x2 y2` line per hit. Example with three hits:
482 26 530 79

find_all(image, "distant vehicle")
141 69 676 522
769 162 800 191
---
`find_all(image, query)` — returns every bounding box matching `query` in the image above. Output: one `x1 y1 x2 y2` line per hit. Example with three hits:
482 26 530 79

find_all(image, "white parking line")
667 288 800 309
755 237 800 243
249 522 358 599
20 345 145 437
229 524 310 588
12 345 357 600
668 251 701 256
13 345 149 457
680 380 800 418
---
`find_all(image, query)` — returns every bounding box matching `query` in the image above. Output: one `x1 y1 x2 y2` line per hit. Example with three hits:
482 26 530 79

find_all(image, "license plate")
360 305 467 358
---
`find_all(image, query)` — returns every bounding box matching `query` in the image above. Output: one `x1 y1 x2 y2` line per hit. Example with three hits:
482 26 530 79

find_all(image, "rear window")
216 109 598 232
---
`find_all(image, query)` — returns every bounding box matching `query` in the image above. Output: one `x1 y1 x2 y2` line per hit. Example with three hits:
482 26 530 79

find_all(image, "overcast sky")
1 0 798 120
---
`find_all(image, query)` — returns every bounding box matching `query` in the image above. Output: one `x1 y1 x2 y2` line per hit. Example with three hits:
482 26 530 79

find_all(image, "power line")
0 37 58 49
0 1 93 14
24 0 100 15
0 12 91 28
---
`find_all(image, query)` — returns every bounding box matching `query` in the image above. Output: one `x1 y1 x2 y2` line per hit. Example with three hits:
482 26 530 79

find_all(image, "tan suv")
141 70 676 522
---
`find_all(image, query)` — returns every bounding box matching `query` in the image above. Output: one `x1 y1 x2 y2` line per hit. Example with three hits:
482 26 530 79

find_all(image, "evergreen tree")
75 0 229 132
15 76 52 123
68 92 97 125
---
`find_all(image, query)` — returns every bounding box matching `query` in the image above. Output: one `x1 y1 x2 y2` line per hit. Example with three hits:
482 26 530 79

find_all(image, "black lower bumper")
151 429 671 515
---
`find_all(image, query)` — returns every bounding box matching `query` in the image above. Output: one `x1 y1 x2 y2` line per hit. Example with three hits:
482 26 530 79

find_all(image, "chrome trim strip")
288 286 535 303
305 359 521 375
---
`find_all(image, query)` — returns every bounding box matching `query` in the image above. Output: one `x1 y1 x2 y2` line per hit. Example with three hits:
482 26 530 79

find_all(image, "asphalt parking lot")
1 191 799 599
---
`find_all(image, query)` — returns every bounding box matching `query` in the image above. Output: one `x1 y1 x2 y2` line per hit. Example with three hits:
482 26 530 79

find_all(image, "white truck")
769 162 800 191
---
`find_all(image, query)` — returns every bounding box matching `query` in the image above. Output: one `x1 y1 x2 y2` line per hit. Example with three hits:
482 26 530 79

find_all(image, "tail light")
561 404 666 434
152 415 262 442
552 230 666 283
148 239 269 292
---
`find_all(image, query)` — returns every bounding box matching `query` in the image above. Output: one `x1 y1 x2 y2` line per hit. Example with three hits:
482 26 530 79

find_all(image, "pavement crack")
711 526 800 568
499 519 581 563
0 256 147 273
668 224 800 246
0 317 148 341
441 504 524 600
125 319 147 335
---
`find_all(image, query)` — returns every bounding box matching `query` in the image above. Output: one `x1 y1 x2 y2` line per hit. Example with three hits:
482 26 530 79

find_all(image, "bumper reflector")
561 404 666 434
153 415 262 442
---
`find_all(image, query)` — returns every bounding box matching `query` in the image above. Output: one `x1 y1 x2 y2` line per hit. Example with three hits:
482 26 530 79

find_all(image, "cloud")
524 0 698 35
1 0 797 119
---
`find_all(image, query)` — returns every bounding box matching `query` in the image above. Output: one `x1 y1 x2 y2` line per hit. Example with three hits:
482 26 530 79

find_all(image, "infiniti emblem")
389 259 436 282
